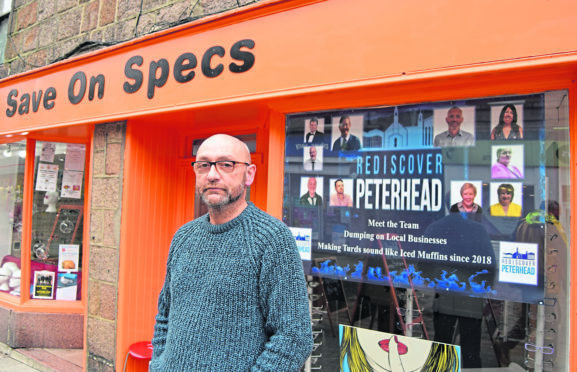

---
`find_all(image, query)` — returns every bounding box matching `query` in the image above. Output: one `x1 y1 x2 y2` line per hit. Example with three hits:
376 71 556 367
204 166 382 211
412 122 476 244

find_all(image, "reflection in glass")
0 141 26 297
30 142 85 301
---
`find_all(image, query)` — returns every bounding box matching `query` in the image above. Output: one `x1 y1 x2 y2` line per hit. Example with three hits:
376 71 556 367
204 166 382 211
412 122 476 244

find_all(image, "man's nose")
206 164 221 179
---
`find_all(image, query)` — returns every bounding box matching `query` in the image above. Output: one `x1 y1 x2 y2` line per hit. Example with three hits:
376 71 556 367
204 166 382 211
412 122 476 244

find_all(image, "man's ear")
245 164 257 186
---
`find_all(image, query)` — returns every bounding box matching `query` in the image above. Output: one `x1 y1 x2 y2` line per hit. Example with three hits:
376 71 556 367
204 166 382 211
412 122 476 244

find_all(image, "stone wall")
3 0 256 77
87 121 125 372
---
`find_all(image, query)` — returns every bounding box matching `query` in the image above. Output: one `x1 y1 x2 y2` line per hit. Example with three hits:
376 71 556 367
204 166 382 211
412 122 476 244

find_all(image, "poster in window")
60 170 83 199
33 270 55 299
283 93 552 304
40 142 56 163
56 273 78 301
35 163 59 192
58 244 80 272
290 227 312 261
340 325 461 371
64 144 86 171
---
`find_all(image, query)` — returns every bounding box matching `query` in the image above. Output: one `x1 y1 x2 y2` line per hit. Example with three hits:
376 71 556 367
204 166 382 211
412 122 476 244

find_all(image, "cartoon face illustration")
340 325 460 372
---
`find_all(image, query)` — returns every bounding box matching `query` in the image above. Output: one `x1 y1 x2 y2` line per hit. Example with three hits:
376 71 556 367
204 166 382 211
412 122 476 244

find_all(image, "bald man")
151 134 313 371
434 107 474 147
300 177 323 206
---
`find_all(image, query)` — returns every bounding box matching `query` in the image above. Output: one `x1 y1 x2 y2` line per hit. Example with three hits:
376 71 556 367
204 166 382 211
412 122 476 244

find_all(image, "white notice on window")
35 163 59 192
289 227 312 260
64 144 86 171
40 142 56 163
58 244 80 272
61 171 83 199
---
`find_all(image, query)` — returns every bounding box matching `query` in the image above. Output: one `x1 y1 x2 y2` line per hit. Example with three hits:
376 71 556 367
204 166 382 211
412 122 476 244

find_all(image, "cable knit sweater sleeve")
249 208 314 371
151 221 191 360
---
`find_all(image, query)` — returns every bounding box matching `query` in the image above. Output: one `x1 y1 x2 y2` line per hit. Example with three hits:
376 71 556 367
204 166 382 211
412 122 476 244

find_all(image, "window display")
284 91 570 370
30 141 85 301
0 141 26 297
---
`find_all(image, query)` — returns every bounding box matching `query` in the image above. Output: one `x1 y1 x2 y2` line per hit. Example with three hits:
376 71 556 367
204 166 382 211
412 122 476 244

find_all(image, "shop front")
0 0 576 370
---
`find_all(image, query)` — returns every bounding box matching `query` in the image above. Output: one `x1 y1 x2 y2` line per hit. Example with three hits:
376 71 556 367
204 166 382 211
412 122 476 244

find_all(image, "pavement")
0 343 82 372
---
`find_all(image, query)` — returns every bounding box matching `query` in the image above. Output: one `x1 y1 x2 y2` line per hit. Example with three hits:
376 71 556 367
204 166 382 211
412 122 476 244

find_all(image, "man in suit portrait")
305 117 324 144
332 115 362 151
303 146 322 171
300 177 323 206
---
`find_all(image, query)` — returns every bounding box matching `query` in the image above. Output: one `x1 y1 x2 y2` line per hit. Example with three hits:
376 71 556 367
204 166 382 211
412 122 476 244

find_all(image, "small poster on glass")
40 142 56 163
64 144 86 171
61 171 83 199
33 270 55 299
58 244 80 272
56 273 78 301
35 163 59 192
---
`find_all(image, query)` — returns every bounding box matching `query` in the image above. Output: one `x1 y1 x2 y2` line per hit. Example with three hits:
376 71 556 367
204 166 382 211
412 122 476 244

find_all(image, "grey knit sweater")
150 203 313 371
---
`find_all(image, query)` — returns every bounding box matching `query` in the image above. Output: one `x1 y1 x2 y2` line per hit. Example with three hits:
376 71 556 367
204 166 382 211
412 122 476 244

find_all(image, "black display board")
284 93 551 303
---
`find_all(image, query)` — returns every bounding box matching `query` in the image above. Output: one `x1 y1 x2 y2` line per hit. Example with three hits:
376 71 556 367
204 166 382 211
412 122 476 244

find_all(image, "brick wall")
3 0 256 77
87 121 125 372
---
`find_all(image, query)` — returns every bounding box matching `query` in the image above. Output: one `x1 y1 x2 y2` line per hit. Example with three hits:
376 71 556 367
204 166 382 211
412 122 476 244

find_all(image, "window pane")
284 90 571 371
0 141 25 297
0 15 8 62
31 142 86 301
0 0 11 16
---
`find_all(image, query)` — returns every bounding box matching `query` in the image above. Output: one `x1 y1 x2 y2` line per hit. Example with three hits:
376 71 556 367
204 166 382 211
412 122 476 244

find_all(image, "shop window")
0 140 25 297
30 142 86 301
283 90 570 371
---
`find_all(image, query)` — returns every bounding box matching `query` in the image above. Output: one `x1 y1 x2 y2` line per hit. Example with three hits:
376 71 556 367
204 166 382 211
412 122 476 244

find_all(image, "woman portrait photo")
490 183 522 217
450 182 482 214
491 146 524 179
490 104 523 140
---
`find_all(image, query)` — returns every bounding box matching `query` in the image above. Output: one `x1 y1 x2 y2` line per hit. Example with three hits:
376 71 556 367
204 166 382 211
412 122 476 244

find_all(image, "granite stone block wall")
3 0 258 77
87 121 125 371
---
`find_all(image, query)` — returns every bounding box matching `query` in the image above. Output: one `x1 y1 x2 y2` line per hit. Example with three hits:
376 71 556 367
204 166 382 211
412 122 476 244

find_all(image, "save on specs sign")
4 39 255 118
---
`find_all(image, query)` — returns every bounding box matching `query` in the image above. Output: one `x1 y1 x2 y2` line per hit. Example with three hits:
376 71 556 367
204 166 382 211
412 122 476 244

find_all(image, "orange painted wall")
116 120 183 370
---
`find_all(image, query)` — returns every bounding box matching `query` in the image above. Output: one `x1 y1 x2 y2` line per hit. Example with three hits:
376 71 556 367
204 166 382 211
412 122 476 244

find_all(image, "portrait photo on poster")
299 176 324 207
329 178 353 207
491 144 524 179
303 145 323 171
490 102 524 140
449 180 483 214
331 114 364 152
303 117 326 145
433 106 476 147
490 182 523 217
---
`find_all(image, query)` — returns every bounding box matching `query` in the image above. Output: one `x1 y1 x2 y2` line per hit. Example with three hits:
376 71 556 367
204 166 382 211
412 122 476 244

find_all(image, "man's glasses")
191 160 250 174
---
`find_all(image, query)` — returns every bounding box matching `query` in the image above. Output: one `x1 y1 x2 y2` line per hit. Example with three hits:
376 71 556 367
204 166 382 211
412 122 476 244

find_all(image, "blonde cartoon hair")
340 326 372 371
340 326 460 372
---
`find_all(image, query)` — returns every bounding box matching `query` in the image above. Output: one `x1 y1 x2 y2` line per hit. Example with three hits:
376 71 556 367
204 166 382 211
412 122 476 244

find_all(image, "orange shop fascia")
1 0 577 370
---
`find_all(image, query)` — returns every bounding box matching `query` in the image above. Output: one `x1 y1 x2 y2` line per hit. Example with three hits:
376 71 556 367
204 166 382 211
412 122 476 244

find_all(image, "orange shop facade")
0 0 576 370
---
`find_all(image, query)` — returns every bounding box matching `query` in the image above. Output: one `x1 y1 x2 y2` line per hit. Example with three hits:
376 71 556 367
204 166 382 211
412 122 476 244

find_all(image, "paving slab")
0 344 82 372
0 350 42 372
